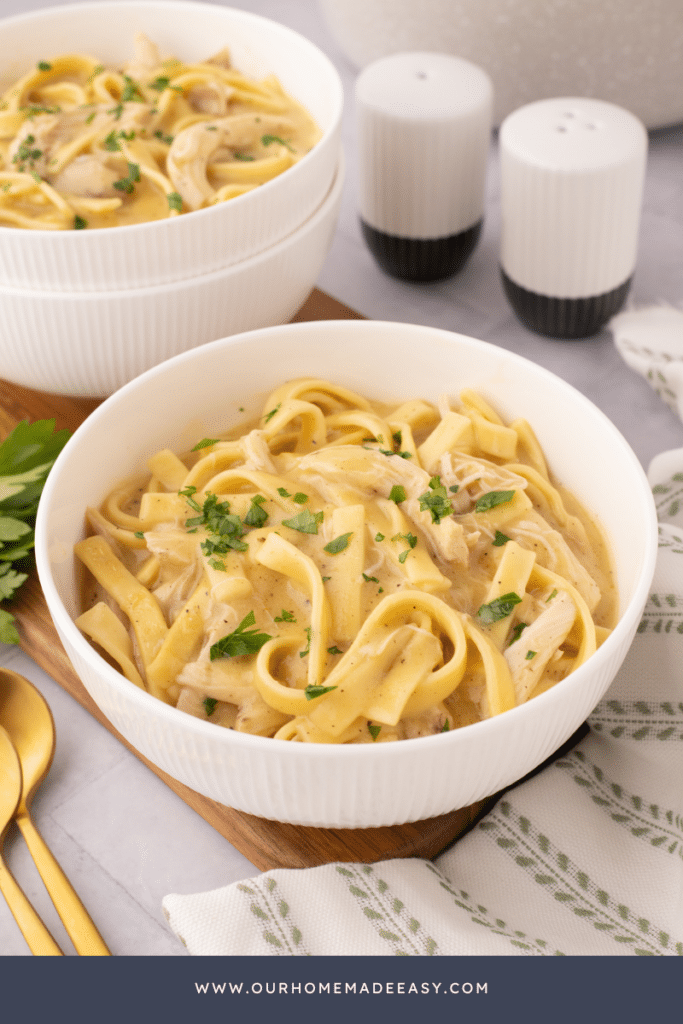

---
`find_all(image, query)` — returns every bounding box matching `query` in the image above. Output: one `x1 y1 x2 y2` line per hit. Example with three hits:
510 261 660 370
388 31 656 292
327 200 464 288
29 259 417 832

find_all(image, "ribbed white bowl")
0 1 343 290
0 152 343 397
35 320 658 828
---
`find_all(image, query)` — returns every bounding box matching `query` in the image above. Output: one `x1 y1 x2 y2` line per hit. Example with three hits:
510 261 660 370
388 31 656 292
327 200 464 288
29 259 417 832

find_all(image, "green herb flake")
477 591 522 625
37 61 52 72
292 492 308 504
261 133 295 151
103 130 121 152
203 696 218 716
374 533 384 542
209 611 272 661
525 650 537 660
181 489 248 553
418 475 453 524
441 719 450 732
474 489 515 513
149 76 171 91
244 494 268 528
368 723 381 741
304 683 337 700
274 609 296 623
167 192 182 212
73 215 87 230
282 508 324 535
191 438 219 451
233 152 255 161
133 531 144 539
299 626 312 658
154 129 174 145
263 403 280 423
362 573 379 583
546 588 558 603
323 532 352 554
327 645 343 656
120 75 145 103
277 487 291 497
389 484 406 504
113 161 140 195
508 621 528 645
492 530 510 547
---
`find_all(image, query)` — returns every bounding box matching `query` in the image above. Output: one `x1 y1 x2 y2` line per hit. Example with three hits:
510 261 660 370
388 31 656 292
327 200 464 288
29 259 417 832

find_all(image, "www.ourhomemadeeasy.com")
195 981 488 996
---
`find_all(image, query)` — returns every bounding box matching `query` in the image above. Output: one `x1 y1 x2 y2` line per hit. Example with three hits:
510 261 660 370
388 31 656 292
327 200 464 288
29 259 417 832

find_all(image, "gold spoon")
0 668 111 956
0 723 63 954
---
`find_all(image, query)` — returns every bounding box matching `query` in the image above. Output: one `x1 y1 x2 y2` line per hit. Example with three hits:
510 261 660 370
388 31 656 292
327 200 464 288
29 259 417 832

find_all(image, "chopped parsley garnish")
374 533 384 542
449 485 459 493
133 531 144 539
304 683 337 700
167 192 182 212
0 418 70 644
277 486 291 497
299 626 312 658
418 475 453 524
274 609 296 623
327 646 343 656
120 75 145 103
233 152 255 161
477 592 522 625
149 76 171 91
508 622 528 645
525 650 537 660
37 61 52 72
12 135 42 171
203 697 218 716
154 130 174 145
210 611 272 661
244 494 268 528
103 130 122 151
389 485 406 504
441 719 450 732
323 532 352 554
292 492 308 504
261 133 294 151
73 215 87 230
362 573 379 583
191 438 218 451
546 589 558 602
107 102 124 120
113 162 141 194
493 530 510 546
263 403 280 423
180 487 248 555
281 508 323 534
474 490 515 513
368 723 381 741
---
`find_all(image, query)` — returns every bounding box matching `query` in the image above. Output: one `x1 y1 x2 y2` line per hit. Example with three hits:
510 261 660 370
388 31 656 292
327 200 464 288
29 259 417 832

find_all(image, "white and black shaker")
355 52 493 282
499 97 648 338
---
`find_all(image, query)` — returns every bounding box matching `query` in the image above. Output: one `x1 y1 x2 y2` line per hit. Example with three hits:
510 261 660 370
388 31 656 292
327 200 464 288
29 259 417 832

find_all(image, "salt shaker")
499 97 648 338
355 52 493 281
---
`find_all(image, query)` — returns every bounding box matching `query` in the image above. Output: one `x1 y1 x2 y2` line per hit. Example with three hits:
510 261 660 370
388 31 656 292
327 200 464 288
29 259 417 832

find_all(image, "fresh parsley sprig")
209 610 272 661
0 418 70 643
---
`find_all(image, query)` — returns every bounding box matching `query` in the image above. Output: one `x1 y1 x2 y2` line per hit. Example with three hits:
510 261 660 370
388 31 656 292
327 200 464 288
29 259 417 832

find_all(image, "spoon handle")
0 854 63 955
16 812 111 956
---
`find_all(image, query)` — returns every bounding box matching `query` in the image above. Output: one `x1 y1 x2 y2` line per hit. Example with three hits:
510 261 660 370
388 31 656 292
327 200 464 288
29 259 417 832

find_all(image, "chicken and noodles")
0 34 321 230
75 378 617 744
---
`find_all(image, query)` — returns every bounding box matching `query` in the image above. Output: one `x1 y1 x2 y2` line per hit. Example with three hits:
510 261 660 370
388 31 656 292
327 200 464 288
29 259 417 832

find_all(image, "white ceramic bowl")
35 320 658 828
0 152 343 397
0 1 343 290
320 0 683 129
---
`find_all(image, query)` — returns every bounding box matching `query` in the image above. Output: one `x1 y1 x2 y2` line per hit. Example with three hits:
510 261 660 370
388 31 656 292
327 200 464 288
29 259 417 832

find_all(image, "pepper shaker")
355 52 493 281
499 97 648 338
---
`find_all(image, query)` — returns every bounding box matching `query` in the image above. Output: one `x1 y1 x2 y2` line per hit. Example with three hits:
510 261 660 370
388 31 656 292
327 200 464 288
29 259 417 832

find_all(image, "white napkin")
610 304 683 420
162 443 683 956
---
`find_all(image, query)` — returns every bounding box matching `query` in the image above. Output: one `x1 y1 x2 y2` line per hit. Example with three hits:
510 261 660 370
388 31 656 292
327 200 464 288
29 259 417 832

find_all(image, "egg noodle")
0 34 321 230
74 378 617 744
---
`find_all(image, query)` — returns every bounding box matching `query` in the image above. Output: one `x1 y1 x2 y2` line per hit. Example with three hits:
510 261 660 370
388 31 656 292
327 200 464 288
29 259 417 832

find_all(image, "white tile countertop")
1 0 682 957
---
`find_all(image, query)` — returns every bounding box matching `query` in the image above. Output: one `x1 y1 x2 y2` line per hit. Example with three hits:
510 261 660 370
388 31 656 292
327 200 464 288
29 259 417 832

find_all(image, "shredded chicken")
504 591 576 703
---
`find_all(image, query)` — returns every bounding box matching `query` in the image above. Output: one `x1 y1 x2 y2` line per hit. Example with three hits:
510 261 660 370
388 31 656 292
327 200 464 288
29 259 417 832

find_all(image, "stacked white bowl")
0 2 344 397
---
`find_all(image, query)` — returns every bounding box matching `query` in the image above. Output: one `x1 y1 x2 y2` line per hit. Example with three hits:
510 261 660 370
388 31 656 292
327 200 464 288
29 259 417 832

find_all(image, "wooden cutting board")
0 288 495 871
